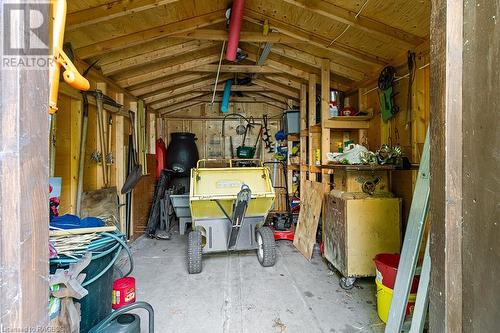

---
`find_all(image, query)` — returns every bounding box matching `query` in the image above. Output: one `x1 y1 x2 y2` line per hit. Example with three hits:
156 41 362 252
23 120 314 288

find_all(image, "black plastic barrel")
166 132 199 177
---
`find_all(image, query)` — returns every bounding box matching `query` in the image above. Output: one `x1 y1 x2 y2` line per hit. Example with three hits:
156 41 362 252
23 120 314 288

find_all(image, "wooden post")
148 112 156 154
429 0 463 331
0 2 49 326
300 84 307 193
308 73 317 181
70 99 83 214
320 59 331 194
96 82 107 188
320 59 330 165
114 93 126 233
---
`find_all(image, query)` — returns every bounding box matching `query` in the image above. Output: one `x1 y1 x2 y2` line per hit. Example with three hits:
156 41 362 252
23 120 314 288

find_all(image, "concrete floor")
126 229 384 333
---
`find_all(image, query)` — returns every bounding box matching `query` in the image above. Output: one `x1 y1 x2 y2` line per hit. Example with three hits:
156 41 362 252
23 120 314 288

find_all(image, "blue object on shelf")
221 80 233 113
50 214 104 229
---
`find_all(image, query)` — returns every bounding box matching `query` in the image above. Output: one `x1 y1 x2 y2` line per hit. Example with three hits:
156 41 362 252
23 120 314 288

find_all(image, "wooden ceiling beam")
116 53 222 88
264 43 366 81
244 10 387 67
195 85 270 92
170 29 304 44
131 73 211 97
75 9 227 59
241 47 313 80
281 0 425 46
151 92 210 109
102 40 216 76
251 78 300 99
66 0 182 31
197 95 289 104
159 100 206 116
192 64 283 74
147 74 233 105
263 75 303 90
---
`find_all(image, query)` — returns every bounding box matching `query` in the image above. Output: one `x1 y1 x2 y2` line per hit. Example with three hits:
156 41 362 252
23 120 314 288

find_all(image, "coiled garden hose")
50 231 133 287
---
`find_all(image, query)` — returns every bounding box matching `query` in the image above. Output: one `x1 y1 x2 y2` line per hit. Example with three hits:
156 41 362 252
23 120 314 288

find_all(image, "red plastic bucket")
374 254 420 293
112 277 136 309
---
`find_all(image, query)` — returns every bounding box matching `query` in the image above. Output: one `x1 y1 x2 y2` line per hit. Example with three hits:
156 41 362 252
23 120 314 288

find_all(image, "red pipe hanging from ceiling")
226 0 245 61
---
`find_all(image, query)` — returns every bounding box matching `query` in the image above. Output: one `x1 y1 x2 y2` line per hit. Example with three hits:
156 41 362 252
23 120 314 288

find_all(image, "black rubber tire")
339 277 356 290
256 226 276 267
187 230 202 274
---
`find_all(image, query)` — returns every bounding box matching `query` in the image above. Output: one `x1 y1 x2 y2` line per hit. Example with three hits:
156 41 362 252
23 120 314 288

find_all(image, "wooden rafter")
264 75 303 90
170 29 305 44
192 64 282 74
66 0 182 30
116 52 222 88
263 43 366 81
244 9 387 67
131 73 211 97
158 100 205 115
102 40 216 76
251 78 300 99
75 9 227 59
147 74 233 105
241 47 313 81
195 85 271 92
152 92 211 109
281 0 425 46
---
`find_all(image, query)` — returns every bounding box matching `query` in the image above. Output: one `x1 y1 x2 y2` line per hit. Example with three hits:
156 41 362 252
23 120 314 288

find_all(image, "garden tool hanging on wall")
262 114 274 152
378 66 399 122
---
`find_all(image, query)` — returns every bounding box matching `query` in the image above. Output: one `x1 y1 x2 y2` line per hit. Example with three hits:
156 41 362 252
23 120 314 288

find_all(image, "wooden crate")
324 192 401 278
332 169 390 193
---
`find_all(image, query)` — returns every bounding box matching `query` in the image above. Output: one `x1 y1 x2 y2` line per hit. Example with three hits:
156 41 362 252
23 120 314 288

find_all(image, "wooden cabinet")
324 191 401 279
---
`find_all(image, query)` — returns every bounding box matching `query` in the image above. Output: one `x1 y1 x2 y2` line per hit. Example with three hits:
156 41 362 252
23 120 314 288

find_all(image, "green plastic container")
50 243 117 333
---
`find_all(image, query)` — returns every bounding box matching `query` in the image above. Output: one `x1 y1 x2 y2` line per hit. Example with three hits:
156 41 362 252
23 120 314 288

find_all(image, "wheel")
340 277 356 290
256 226 276 267
187 230 202 274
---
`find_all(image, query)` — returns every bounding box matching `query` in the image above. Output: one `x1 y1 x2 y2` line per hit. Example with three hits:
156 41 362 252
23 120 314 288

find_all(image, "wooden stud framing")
116 53 222 88
281 0 425 46
75 10 227 59
102 40 216 76
170 29 303 44
66 0 182 30
320 59 331 166
244 10 387 66
0 6 49 325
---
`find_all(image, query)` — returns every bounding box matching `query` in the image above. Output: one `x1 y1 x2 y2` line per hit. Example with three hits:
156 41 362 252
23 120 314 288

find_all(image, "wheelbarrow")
187 159 276 274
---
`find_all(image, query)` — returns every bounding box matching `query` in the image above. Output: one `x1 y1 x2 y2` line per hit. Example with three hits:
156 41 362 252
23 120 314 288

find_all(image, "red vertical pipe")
226 0 245 61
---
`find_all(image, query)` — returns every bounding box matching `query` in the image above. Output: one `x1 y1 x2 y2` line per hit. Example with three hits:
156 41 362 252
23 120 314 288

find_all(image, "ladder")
385 131 430 333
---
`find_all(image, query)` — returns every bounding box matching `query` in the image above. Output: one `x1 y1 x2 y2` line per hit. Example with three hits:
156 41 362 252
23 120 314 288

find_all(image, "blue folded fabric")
50 214 104 230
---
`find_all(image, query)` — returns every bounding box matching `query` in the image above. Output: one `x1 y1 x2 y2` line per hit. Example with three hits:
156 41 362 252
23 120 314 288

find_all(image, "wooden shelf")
322 164 396 171
301 164 321 173
300 129 309 137
288 164 300 171
323 118 370 129
287 134 300 141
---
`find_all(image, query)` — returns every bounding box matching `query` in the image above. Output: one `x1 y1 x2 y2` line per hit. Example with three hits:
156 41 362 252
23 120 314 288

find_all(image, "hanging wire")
362 63 429 96
211 41 226 107
328 0 371 47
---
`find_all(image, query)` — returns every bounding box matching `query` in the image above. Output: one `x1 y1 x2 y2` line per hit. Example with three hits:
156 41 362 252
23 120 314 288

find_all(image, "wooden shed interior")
1 0 498 332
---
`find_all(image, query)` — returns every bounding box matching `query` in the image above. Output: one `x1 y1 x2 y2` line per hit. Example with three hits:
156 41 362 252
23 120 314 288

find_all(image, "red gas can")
156 138 167 179
112 277 136 309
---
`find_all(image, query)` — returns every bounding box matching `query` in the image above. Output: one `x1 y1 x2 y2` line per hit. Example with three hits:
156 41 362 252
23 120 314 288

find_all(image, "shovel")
121 111 142 194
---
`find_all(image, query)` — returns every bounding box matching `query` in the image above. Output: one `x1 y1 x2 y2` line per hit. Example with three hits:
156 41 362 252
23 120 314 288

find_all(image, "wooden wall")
360 47 430 224
160 102 283 162
54 74 156 239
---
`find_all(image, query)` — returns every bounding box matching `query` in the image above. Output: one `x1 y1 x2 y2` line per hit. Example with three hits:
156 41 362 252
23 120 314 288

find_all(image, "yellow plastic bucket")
375 279 417 323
